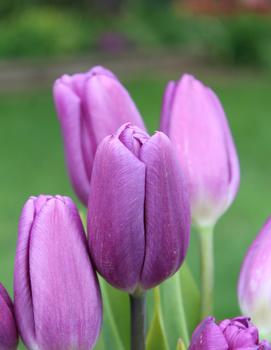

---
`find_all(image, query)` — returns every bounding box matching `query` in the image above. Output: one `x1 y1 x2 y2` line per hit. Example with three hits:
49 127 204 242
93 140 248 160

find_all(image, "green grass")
1 70 271 346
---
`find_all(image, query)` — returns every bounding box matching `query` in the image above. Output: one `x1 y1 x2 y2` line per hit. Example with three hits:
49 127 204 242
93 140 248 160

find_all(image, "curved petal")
53 82 92 205
140 132 190 289
238 217 271 335
260 340 271 349
88 136 145 293
14 197 37 349
207 88 240 208
83 72 146 150
160 80 176 133
0 283 13 312
29 196 101 350
189 317 228 350
0 285 18 350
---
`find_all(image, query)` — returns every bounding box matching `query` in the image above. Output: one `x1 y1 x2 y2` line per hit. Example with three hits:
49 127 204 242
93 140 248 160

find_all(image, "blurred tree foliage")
1 0 271 69
0 0 137 16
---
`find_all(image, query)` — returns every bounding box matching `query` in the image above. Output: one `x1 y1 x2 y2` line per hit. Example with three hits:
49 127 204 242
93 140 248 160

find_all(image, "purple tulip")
160 74 240 228
189 316 271 349
238 217 271 336
14 195 102 350
53 66 145 206
0 283 18 350
87 123 190 293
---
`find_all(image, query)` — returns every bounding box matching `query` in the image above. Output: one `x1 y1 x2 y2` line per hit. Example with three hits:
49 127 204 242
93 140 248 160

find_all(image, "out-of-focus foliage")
0 8 94 58
1 3 271 67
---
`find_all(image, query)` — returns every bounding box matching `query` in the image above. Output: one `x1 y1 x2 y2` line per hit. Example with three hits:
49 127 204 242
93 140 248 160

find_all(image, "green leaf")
146 288 169 350
180 263 201 336
96 277 127 350
176 338 187 350
159 262 200 349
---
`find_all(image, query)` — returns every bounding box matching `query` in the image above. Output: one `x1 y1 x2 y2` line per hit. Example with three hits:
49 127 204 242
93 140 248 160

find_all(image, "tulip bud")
238 217 271 337
87 123 190 293
189 316 271 349
53 66 145 206
0 283 18 350
14 195 102 350
160 74 240 228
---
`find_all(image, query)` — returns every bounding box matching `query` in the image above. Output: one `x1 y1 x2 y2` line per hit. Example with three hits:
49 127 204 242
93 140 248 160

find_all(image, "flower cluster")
1 65 270 350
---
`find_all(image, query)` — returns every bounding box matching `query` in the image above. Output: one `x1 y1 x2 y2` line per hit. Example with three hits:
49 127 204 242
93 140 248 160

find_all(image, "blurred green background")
1 0 271 348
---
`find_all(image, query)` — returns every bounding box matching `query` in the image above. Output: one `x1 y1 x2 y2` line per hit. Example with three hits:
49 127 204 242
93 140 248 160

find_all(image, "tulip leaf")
180 263 201 336
159 262 200 349
97 277 127 350
176 338 187 350
146 287 169 350
94 335 105 350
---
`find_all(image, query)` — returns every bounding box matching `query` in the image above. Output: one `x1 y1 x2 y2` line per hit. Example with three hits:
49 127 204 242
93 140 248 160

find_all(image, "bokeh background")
1 0 271 347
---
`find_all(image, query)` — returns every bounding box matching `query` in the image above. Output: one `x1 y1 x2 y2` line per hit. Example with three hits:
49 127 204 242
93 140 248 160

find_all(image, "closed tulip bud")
53 66 145 206
238 217 271 337
87 123 190 293
189 316 271 349
160 74 240 228
14 195 102 350
0 283 18 350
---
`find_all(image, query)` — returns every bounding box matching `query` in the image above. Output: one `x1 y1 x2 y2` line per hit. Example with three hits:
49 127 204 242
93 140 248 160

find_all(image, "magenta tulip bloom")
14 195 102 350
88 123 190 293
0 283 18 350
53 66 145 206
189 316 271 349
238 217 271 336
160 74 240 228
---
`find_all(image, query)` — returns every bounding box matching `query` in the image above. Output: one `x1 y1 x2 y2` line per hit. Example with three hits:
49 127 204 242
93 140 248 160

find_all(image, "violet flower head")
160 74 240 228
87 123 190 293
189 316 271 349
0 283 18 350
53 66 145 206
238 217 271 337
14 195 102 350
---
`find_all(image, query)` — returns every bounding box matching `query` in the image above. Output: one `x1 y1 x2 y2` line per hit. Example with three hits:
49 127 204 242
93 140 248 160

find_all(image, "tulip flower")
0 283 18 350
87 123 190 293
14 195 102 350
238 217 271 337
53 66 145 206
160 74 240 317
189 316 271 349
160 74 240 228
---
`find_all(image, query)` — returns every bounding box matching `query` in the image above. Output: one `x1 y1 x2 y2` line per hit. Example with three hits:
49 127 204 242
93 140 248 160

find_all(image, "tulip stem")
198 225 214 318
130 292 146 350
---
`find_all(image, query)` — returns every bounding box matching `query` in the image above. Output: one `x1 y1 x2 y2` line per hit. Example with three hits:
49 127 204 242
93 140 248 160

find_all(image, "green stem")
130 292 146 350
198 225 214 318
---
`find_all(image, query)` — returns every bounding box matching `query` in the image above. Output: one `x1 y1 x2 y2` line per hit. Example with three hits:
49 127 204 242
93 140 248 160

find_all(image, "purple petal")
189 317 228 350
238 217 271 335
160 81 176 133
83 71 146 149
0 283 13 312
140 132 190 289
207 88 240 209
259 340 271 350
53 82 92 205
87 136 145 293
14 197 37 348
160 74 239 227
222 324 258 348
0 284 18 350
